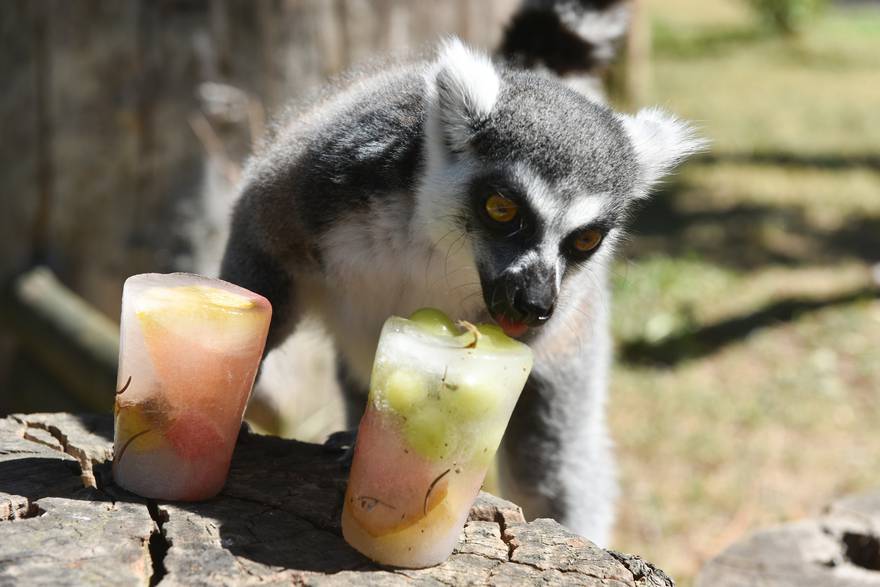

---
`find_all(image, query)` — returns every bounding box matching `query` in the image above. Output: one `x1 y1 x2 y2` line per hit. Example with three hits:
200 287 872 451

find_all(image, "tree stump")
697 493 880 587
0 413 672 586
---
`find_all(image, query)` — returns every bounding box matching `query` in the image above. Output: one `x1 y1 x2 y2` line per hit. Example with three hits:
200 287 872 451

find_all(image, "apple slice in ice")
114 402 169 467
134 280 270 410
136 284 263 351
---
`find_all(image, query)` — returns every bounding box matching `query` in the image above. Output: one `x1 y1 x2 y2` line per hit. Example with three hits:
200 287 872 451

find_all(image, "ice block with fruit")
342 309 533 568
113 273 271 500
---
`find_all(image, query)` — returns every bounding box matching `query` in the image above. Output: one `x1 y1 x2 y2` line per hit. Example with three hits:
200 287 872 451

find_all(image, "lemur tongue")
497 316 528 338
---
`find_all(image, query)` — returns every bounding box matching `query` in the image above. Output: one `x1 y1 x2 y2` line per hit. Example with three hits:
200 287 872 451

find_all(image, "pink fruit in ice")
346 408 453 538
165 411 225 460
135 283 270 416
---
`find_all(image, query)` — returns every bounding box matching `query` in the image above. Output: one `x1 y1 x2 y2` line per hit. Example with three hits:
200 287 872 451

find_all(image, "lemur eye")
573 229 603 253
485 194 518 223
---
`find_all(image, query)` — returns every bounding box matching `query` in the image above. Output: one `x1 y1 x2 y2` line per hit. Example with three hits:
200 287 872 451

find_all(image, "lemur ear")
426 38 501 154
618 107 708 197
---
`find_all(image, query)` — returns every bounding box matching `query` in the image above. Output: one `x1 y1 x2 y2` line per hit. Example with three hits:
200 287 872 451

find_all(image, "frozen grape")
408 307 458 336
474 323 521 350
404 402 456 460
384 369 428 414
443 376 501 419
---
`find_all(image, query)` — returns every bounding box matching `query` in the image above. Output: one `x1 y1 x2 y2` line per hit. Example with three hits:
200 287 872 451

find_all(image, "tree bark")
1 412 673 586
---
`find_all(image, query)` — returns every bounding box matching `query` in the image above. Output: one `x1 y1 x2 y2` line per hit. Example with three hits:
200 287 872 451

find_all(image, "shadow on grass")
698 151 880 171
626 177 880 270
653 24 771 58
618 149 880 364
619 282 877 366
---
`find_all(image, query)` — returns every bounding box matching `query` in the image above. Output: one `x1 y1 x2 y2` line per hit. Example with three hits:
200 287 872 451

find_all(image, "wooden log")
0 268 119 412
697 493 880 586
0 412 674 586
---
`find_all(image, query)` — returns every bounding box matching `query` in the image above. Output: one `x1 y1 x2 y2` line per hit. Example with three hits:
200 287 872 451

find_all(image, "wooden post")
614 0 651 109
0 267 119 411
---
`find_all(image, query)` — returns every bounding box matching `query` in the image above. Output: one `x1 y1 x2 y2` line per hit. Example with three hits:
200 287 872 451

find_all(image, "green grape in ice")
474 324 521 350
403 402 455 460
409 308 457 336
444 377 501 419
468 421 509 466
384 368 428 414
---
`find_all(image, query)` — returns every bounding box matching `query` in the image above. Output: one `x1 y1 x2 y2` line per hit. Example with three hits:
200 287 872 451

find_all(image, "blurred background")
1 0 878 584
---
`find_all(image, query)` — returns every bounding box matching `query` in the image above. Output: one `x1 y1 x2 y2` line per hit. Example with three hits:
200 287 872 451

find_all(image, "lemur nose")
513 291 554 325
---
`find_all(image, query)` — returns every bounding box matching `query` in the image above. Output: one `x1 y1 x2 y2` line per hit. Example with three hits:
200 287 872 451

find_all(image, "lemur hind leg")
497 283 617 546
335 358 368 429
322 358 367 461
498 368 617 547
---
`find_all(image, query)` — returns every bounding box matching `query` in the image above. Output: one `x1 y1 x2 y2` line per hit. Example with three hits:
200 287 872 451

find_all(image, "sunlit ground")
609 0 880 583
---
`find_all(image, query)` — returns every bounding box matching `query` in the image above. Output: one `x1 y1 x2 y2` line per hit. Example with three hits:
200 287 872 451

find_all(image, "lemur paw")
323 428 358 466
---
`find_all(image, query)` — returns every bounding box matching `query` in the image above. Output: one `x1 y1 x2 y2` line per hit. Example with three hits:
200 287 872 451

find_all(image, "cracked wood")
0 413 673 586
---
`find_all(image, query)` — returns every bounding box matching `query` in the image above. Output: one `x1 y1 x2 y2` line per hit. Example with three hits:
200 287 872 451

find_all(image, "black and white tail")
498 0 631 101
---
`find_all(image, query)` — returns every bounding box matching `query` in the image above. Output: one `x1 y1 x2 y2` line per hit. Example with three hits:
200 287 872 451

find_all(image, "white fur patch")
557 3 631 62
510 162 606 236
511 163 559 221
433 37 500 120
425 38 500 156
618 107 708 197
558 195 606 234
311 200 484 384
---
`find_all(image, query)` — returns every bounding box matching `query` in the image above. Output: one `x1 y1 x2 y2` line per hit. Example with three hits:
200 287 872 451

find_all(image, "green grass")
648 5 880 156
609 1 880 583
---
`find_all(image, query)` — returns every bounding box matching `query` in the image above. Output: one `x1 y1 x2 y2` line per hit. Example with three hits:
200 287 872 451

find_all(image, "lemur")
220 0 704 545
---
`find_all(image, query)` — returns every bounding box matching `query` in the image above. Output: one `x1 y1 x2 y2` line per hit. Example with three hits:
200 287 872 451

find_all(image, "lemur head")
416 38 705 337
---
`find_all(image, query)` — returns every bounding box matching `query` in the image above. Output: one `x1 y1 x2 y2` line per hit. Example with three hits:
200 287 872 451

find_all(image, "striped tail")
498 0 631 101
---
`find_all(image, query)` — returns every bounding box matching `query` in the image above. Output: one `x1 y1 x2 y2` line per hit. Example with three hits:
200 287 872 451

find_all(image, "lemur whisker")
585 266 611 318
424 225 467 290
443 232 468 290
428 268 477 292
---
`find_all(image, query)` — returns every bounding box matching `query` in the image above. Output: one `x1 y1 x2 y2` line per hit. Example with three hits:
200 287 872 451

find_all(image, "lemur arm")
219 187 300 353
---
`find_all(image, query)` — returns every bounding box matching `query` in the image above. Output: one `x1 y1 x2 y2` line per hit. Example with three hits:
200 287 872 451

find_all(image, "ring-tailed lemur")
220 1 704 545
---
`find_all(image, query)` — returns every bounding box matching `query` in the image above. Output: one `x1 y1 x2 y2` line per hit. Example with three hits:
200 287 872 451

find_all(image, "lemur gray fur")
220 0 704 546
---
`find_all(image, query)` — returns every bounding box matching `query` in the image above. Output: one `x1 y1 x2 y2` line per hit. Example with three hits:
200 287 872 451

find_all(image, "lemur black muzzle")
512 290 555 325
485 268 557 329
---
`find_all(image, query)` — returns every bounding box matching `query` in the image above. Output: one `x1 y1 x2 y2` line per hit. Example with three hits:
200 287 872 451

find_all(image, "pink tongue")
497 316 528 338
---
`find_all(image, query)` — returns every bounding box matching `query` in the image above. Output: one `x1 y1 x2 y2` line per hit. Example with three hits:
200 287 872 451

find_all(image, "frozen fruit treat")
113 273 271 500
342 308 533 568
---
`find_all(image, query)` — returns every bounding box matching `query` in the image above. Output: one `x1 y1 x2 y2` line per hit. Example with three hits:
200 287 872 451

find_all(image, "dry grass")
609 1 880 583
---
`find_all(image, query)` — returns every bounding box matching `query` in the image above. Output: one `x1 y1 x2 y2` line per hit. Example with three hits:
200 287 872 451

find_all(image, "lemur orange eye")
573 229 603 252
485 194 518 223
